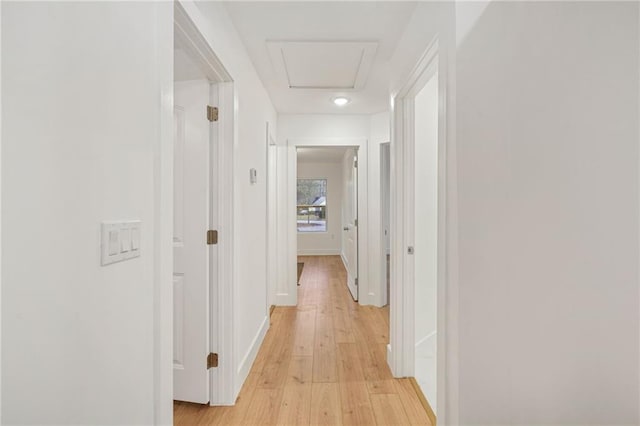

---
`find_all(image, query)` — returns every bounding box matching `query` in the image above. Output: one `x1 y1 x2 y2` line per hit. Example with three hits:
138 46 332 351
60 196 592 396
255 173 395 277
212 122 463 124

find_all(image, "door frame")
0 1 4 420
380 142 391 307
266 123 277 311
208 79 235 406
352 148 359 302
281 138 369 306
158 2 236 417
389 36 459 424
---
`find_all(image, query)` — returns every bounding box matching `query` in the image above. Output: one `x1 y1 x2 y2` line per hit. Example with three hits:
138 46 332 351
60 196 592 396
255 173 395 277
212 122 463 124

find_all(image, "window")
297 179 327 232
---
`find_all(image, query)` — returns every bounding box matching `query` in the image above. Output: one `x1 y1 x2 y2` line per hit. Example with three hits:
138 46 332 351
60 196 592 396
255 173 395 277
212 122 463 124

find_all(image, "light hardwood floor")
174 255 432 425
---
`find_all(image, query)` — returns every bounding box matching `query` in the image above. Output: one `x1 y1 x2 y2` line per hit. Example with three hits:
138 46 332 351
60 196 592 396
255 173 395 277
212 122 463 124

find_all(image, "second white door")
342 148 359 301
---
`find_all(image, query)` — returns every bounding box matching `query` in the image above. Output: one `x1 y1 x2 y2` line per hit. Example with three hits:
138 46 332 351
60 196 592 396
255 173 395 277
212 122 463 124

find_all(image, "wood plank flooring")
174 255 432 425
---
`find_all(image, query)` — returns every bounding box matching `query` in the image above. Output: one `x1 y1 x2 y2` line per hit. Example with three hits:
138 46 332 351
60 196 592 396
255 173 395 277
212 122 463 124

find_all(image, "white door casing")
381 143 391 306
173 79 211 404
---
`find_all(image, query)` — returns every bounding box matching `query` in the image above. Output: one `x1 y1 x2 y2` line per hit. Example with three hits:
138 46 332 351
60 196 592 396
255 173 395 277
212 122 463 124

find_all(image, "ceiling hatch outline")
266 40 378 90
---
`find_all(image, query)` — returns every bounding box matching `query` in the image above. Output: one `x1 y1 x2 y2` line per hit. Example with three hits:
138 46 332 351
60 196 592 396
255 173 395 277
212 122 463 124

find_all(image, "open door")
342 148 359 301
173 79 212 404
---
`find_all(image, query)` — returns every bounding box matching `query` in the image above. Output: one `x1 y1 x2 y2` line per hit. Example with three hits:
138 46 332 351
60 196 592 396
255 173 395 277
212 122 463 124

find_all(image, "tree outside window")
297 179 327 232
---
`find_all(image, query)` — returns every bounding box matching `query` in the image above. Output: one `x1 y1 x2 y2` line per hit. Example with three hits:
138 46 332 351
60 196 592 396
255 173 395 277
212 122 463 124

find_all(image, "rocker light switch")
131 227 140 251
120 228 131 253
108 229 119 256
101 220 141 265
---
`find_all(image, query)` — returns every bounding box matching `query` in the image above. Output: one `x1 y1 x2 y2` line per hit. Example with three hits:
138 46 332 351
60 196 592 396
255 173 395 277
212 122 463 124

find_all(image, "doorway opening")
171 1 235 407
390 37 448 425
295 146 359 301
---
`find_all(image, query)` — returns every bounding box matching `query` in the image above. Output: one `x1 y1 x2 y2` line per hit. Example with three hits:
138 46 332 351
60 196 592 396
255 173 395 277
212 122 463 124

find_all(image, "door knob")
343 227 349 231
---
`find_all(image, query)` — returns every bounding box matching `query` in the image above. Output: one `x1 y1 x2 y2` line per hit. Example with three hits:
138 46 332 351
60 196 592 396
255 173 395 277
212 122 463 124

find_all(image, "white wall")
2 3 278 423
183 1 278 397
413 73 439 412
392 1 640 424
2 2 172 424
454 2 639 424
297 161 343 255
279 114 370 142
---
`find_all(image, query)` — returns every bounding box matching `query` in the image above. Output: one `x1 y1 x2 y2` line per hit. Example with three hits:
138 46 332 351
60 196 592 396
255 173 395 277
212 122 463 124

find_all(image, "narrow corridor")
174 256 431 425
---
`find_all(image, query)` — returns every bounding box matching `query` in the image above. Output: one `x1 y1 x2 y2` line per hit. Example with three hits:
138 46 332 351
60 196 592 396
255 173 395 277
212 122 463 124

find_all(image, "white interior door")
173 79 211 404
342 148 359 300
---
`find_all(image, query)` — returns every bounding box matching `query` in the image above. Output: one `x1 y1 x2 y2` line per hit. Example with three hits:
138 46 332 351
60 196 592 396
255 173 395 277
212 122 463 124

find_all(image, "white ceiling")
224 2 417 114
297 147 349 163
267 40 378 90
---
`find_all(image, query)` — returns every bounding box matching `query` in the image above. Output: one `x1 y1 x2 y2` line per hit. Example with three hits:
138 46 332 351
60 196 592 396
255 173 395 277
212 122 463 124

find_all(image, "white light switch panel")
101 220 141 266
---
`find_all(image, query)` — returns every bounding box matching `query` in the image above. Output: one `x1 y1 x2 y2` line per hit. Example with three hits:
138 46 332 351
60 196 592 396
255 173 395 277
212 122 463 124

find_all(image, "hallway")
174 256 432 425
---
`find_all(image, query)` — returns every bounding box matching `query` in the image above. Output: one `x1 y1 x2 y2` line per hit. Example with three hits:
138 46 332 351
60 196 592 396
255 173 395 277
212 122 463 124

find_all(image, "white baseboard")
340 252 348 270
235 315 269 397
297 249 341 256
367 292 383 308
274 292 296 306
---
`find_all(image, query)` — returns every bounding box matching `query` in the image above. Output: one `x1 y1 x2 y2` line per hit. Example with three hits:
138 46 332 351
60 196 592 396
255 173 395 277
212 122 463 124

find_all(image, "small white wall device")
101 220 141 265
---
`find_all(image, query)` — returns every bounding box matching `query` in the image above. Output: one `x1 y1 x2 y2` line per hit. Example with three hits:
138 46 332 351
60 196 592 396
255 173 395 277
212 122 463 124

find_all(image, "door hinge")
207 353 218 369
355 278 359 286
354 159 358 168
354 219 358 227
207 230 218 245
207 105 219 122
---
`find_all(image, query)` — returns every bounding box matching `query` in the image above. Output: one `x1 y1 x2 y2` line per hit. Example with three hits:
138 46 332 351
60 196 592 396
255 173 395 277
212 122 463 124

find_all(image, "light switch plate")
101 220 141 266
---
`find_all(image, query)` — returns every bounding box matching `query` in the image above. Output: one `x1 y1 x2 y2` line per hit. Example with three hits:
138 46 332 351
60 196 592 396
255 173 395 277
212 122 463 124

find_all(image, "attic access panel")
267 40 378 90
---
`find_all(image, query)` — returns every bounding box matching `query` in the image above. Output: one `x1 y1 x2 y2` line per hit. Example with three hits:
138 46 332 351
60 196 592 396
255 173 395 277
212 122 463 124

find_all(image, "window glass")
297 179 327 232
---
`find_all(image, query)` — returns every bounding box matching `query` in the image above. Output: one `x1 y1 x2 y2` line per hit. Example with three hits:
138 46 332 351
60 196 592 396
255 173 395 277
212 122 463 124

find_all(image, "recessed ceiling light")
332 97 350 106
